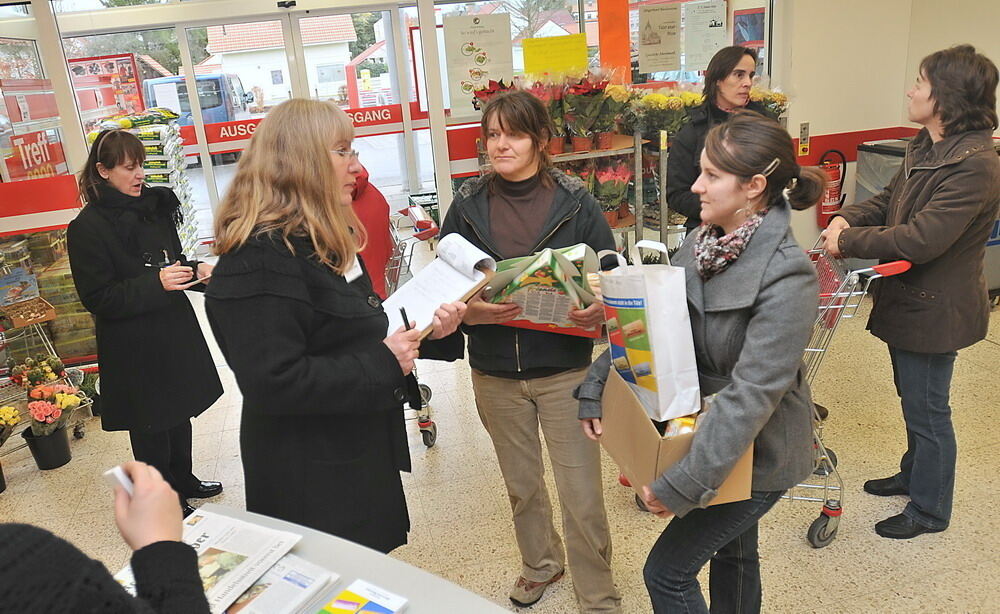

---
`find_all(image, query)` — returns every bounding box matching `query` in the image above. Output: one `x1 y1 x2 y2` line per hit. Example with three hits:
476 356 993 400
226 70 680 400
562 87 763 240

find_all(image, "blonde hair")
213 98 365 274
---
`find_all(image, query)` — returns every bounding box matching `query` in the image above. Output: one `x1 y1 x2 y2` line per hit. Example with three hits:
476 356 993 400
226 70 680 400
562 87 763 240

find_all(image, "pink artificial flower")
52 408 62 420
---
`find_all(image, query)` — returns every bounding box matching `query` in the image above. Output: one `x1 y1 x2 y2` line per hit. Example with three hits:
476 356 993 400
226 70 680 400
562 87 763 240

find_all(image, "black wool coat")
205 233 462 553
666 100 774 231
66 185 222 433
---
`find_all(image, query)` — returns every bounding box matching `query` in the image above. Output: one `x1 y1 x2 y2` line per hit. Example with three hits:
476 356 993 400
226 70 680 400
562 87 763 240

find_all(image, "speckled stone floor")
2 238 997 613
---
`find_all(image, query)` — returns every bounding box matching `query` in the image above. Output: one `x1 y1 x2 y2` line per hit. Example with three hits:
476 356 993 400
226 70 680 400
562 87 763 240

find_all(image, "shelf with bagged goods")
88 110 200 257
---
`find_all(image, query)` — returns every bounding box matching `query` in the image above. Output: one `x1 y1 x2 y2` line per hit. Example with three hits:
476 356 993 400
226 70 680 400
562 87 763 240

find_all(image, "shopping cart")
386 209 439 448
789 247 911 548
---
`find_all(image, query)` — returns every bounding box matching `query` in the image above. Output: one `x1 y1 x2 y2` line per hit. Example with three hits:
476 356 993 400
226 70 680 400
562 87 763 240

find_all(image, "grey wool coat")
577 203 818 517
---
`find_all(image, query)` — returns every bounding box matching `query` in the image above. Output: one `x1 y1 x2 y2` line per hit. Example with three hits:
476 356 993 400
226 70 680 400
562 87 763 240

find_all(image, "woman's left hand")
641 485 675 519
196 262 214 284
429 301 467 340
568 301 605 330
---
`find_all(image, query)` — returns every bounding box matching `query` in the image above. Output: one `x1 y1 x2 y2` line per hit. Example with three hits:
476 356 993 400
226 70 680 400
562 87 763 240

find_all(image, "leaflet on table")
316 579 407 613
484 243 601 338
226 553 337 614
383 233 496 337
114 510 301 614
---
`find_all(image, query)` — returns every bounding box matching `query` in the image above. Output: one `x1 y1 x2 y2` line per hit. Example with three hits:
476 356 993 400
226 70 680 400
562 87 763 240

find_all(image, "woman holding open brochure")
440 91 621 613
578 112 824 613
204 99 464 553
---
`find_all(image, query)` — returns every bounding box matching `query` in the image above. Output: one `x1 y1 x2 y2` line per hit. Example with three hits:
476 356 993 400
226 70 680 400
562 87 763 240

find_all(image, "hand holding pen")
383 306 421 375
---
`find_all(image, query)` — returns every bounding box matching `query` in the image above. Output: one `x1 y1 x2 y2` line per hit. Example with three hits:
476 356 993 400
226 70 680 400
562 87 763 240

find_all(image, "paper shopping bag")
599 249 701 422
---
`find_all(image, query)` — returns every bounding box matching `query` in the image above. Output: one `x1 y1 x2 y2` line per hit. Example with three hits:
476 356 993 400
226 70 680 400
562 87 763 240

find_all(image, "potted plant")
521 76 566 154
20 384 80 470
593 84 632 149
7 354 66 387
0 405 20 492
563 73 608 151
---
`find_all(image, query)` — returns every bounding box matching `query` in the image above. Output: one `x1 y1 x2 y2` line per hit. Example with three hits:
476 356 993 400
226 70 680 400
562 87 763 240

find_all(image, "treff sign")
4 130 67 181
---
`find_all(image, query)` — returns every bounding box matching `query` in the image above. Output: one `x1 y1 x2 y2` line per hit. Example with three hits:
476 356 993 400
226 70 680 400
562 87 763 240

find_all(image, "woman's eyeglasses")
330 149 360 160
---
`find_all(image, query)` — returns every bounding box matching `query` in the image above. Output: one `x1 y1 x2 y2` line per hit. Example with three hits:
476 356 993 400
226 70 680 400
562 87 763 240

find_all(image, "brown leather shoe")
509 570 564 608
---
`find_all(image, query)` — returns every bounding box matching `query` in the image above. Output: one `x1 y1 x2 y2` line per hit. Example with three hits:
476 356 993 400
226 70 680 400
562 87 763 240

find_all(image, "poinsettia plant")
471 79 515 111
520 75 565 139
563 73 609 138
594 159 633 211
27 384 80 437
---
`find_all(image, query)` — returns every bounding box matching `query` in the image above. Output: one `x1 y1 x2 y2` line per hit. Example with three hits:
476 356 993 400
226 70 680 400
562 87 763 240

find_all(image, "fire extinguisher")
817 149 847 228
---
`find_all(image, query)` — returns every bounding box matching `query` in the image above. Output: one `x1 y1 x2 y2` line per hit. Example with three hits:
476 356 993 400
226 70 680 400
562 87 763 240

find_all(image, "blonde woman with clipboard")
205 99 465 553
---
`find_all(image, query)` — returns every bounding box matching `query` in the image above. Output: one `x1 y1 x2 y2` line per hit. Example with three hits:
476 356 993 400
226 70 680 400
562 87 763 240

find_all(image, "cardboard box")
599 369 752 509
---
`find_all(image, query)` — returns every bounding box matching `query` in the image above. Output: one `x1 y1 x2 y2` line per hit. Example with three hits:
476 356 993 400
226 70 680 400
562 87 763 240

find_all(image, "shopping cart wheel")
807 514 839 548
419 384 432 404
420 421 437 448
73 423 86 439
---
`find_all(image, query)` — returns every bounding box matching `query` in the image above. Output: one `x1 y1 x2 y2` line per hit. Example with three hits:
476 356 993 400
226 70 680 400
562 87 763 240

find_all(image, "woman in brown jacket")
822 45 999 539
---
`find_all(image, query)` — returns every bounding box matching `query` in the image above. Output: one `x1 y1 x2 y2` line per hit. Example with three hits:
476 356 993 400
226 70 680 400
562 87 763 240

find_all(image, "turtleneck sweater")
487 172 555 259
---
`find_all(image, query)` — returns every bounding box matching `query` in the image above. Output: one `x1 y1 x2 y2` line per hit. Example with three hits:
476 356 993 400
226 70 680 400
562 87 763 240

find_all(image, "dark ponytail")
703 110 826 211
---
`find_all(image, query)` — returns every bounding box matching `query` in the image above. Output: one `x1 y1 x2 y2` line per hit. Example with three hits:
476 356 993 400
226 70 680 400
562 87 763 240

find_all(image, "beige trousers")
472 368 621 613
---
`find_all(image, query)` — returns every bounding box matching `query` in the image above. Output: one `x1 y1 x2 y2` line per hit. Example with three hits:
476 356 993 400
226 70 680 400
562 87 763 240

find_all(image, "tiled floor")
1 238 998 613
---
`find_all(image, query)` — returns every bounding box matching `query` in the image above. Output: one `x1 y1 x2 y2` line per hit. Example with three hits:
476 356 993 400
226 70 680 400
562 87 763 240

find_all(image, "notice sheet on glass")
684 0 727 70
638 4 681 73
443 14 514 111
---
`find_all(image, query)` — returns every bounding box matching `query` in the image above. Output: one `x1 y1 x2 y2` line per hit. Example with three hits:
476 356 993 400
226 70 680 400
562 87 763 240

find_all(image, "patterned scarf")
694 208 769 279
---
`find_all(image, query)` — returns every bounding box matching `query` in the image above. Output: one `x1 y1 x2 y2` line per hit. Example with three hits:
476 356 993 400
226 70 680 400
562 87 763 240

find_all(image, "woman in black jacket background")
667 46 774 234
67 130 223 516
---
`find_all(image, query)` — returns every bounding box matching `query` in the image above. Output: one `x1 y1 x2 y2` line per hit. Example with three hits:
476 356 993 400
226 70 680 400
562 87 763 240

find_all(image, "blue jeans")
888 345 957 530
643 490 784 614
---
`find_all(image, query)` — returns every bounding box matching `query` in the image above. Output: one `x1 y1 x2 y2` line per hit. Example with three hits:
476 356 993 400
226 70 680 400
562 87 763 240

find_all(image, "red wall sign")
5 130 68 181
176 104 411 150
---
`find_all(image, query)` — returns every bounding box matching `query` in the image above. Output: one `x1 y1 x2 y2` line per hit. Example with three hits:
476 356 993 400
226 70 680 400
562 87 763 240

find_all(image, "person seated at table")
0 461 209 612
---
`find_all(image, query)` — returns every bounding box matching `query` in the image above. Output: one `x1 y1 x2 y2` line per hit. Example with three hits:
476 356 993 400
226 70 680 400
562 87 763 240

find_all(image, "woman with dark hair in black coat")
67 130 223 516
667 46 774 234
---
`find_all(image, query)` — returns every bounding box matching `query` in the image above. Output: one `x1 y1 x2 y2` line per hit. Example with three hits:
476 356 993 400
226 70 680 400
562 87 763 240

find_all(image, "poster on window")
443 14 514 112
638 4 681 73
684 0 727 71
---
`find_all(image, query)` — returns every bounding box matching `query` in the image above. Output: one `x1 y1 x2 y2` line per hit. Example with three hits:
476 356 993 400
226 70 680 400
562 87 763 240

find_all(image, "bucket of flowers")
21 383 81 470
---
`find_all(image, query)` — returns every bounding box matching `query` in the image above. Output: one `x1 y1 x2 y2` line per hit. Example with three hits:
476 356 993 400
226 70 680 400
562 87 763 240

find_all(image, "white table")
203 504 508 613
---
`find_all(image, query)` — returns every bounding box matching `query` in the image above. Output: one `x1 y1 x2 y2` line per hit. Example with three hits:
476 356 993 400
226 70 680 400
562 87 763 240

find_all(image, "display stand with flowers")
0 352 93 473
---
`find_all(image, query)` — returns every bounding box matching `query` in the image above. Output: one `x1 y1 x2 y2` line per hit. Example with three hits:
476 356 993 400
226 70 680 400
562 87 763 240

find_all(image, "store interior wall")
905 0 1000 137
776 0 914 247
778 0 1000 248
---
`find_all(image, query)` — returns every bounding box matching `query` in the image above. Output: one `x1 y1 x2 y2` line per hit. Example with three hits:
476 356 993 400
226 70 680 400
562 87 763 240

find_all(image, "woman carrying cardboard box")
578 112 824 613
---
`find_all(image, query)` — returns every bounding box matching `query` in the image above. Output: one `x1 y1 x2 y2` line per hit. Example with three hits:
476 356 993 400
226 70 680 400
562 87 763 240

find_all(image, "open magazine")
226 553 337 614
382 233 496 337
114 510 301 614
484 243 601 338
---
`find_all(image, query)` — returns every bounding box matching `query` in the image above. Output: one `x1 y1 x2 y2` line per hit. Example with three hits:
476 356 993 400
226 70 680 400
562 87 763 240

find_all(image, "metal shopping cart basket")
386 208 439 448
789 247 911 547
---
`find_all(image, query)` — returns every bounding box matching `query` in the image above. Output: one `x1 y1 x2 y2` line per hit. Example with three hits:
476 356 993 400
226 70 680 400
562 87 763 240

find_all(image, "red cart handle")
870 260 911 277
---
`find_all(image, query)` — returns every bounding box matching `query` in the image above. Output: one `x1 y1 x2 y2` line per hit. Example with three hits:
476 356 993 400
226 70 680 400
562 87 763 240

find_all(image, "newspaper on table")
114 509 301 614
225 553 337 614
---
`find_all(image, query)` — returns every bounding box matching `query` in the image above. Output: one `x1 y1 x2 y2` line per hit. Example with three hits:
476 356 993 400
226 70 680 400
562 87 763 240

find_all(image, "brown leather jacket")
837 128 1000 354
